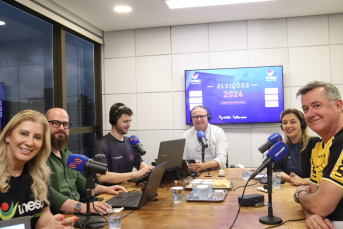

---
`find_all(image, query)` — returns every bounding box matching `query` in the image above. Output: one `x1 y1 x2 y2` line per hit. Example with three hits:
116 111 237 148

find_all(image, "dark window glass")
65 32 95 127
0 1 53 129
68 133 96 158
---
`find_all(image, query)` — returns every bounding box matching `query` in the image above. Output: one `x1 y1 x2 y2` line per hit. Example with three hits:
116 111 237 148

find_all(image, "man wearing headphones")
183 105 228 172
93 103 153 184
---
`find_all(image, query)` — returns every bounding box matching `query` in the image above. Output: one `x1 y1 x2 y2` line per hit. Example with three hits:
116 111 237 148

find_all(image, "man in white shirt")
183 105 228 172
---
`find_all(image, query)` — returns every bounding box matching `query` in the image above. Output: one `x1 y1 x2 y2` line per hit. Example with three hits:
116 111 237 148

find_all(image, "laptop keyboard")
117 192 142 207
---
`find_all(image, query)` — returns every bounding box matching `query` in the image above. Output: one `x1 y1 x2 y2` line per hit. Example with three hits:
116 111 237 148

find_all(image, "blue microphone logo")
68 158 83 169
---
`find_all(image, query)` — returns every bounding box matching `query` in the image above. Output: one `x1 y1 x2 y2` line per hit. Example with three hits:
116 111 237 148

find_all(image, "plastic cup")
171 186 183 203
191 180 202 199
108 210 121 229
197 185 209 200
242 168 250 180
273 172 281 189
202 181 213 196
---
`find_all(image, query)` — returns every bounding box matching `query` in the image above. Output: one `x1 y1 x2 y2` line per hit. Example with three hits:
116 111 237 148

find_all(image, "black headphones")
190 105 212 124
109 106 127 126
280 110 307 131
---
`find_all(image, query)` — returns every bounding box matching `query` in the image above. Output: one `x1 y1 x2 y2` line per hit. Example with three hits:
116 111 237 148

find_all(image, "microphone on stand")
258 133 282 154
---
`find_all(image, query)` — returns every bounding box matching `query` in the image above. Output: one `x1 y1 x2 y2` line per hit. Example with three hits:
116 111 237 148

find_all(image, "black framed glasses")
191 115 207 120
48 120 72 129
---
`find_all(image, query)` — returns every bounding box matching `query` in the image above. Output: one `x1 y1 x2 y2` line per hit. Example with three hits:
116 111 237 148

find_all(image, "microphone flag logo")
68 158 83 169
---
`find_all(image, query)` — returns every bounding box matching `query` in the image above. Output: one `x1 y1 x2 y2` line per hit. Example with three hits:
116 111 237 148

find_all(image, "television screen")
185 66 284 124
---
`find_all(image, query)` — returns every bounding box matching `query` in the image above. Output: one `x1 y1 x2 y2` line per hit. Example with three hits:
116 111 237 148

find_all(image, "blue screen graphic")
185 66 284 124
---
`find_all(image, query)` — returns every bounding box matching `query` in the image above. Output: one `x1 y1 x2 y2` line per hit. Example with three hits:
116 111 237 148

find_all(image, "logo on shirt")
0 202 18 220
129 154 134 161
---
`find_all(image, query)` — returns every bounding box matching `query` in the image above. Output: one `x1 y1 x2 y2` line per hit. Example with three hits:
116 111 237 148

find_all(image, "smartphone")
187 159 196 164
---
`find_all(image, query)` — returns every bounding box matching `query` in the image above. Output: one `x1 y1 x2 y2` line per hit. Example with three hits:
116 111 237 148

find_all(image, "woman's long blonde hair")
0 110 51 204
280 108 310 153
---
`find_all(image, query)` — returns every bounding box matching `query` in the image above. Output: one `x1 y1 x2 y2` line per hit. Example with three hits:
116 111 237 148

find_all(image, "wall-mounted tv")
185 66 284 124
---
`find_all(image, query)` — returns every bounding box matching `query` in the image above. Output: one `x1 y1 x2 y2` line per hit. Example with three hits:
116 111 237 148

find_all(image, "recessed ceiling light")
0 21 5 25
114 6 132 13
166 0 273 9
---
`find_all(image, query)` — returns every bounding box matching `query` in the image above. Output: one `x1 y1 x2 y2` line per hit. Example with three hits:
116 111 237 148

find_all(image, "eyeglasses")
191 115 207 120
48 120 72 129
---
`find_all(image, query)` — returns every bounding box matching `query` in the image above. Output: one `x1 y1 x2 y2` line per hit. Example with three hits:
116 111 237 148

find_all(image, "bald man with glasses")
183 105 228 172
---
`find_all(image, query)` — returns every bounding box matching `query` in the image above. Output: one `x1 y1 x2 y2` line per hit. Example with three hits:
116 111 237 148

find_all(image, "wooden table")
97 168 306 229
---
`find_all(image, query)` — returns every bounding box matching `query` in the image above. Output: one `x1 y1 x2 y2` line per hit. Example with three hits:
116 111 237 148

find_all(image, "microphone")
67 154 107 175
258 133 282 153
197 131 208 148
129 135 146 156
249 142 289 181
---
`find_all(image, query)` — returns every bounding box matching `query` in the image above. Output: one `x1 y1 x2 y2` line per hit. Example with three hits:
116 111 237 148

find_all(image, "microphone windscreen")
267 142 289 163
267 133 282 144
129 135 140 145
67 154 89 171
197 131 206 139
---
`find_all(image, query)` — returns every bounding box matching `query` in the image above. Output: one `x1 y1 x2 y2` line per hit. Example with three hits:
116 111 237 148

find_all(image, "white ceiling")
50 0 343 32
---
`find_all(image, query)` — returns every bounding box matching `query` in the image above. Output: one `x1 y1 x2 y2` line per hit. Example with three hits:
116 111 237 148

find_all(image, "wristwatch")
74 202 83 213
294 190 307 203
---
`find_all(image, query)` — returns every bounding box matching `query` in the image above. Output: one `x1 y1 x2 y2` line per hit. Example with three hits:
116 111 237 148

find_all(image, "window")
0 1 53 128
0 0 102 156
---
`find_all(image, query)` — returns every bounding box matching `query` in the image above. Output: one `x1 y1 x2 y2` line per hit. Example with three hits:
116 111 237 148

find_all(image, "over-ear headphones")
280 109 307 131
189 105 212 124
109 106 127 126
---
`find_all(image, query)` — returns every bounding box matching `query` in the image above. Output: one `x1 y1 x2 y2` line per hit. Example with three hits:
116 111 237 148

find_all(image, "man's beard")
51 130 68 151
114 124 128 135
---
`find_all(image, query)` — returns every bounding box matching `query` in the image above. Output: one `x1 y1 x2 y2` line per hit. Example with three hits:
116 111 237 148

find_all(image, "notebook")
0 216 31 229
156 139 186 172
106 161 167 210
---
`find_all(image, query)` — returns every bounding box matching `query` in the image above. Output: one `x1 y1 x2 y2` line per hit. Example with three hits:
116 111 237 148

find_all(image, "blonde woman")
274 108 320 186
0 110 76 228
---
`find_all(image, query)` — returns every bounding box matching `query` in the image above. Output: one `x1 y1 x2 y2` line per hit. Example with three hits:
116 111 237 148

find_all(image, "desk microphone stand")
75 168 105 229
259 164 282 225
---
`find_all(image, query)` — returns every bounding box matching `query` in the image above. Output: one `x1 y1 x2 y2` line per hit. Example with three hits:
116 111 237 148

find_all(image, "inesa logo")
266 70 277 81
191 73 201 84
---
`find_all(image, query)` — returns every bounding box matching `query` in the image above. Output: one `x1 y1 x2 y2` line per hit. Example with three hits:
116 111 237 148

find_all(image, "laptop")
106 161 167 210
0 216 31 229
156 139 186 172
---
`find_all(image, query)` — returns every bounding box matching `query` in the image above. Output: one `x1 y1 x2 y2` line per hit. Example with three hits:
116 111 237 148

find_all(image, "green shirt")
46 149 96 214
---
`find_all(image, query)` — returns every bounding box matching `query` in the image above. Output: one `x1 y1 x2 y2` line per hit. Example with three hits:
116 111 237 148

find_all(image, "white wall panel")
103 94 137 131
290 87 302 111
136 93 173 130
104 30 135 58
209 21 247 51
289 46 331 86
174 130 188 139
287 15 329 47
331 45 343 84
135 27 171 56
171 24 209 53
284 87 291 110
172 53 209 92
225 129 251 167
247 19 287 49
136 55 172 93
104 57 136 94
137 130 174 166
329 14 343 44
248 48 290 87
209 50 248 69
173 92 188 130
